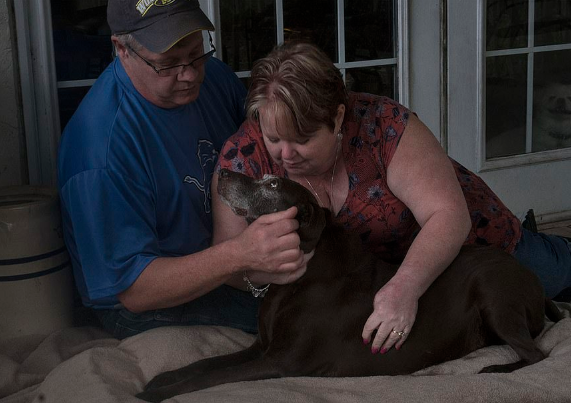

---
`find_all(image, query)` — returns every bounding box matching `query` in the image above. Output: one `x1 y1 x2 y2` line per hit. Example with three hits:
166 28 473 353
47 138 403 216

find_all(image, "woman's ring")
391 330 406 337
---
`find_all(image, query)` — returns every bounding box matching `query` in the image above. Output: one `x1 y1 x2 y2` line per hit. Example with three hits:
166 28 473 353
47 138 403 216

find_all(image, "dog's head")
217 169 327 252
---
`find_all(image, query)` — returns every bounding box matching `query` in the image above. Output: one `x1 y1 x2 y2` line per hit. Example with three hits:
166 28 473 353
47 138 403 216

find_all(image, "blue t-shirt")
58 57 246 309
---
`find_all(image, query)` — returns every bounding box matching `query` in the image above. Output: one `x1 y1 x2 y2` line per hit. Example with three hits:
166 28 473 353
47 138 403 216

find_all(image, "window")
51 0 111 129
485 0 571 159
217 0 398 99
50 0 401 130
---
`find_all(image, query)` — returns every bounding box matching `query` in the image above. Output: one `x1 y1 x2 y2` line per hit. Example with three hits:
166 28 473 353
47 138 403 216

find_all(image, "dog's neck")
243 203 327 253
296 205 328 253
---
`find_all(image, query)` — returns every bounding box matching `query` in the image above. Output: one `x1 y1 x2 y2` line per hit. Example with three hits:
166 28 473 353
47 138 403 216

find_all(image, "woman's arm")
387 113 471 300
362 113 471 352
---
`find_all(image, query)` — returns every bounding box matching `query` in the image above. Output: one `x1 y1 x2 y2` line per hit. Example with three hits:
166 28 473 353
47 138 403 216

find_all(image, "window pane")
51 1 112 81
345 0 395 61
535 0 571 46
219 1 276 72
486 0 528 51
239 77 252 92
346 66 395 99
486 54 528 158
532 49 571 152
58 87 91 129
283 0 337 62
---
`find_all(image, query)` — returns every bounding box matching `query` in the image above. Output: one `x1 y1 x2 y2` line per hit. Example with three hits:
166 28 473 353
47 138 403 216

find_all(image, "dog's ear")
295 202 327 253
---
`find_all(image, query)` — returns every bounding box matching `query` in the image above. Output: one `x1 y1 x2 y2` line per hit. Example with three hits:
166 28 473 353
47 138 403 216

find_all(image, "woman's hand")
359 112 471 354
362 281 419 353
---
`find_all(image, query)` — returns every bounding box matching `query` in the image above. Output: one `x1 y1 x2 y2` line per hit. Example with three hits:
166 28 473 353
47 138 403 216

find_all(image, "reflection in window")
219 0 396 99
283 0 338 62
345 0 394 62
51 1 111 82
535 0 571 46
58 87 91 130
485 0 571 159
220 1 276 72
346 66 395 99
486 0 528 51
51 0 398 130
51 0 111 131
532 50 571 152
486 55 527 158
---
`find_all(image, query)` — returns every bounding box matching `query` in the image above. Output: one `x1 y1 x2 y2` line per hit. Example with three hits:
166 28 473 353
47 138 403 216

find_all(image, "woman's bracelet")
243 272 270 297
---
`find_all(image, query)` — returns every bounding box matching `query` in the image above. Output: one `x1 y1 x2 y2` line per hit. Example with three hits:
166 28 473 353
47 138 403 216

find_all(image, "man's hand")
236 206 304 274
248 249 315 285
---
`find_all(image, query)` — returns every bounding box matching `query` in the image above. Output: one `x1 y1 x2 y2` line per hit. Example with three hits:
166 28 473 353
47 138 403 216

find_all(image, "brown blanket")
2 303 571 403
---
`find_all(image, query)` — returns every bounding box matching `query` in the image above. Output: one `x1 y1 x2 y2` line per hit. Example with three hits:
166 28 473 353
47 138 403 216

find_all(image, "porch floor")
538 220 571 238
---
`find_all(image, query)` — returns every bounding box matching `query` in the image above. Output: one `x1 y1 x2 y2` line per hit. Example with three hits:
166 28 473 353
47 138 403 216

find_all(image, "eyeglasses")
126 33 216 77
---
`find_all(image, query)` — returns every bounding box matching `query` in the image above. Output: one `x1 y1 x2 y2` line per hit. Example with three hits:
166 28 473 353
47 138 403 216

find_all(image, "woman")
212 42 571 355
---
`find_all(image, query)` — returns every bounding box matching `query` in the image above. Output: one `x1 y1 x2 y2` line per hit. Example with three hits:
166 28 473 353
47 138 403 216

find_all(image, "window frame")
201 0 409 106
16 0 410 186
14 0 60 186
480 0 571 171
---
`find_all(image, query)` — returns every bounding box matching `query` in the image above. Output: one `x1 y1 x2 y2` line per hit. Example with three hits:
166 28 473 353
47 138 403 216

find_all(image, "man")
58 0 306 339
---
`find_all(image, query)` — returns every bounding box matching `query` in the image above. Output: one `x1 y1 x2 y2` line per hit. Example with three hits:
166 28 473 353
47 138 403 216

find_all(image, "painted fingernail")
363 338 369 345
396 345 401 351
380 348 387 354
371 347 379 354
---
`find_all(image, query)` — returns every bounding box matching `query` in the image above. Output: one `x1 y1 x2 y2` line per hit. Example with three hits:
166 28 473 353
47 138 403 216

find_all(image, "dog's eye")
269 179 279 189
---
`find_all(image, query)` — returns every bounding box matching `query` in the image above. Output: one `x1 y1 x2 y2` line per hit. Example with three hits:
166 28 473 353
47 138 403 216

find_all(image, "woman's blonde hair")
246 42 348 136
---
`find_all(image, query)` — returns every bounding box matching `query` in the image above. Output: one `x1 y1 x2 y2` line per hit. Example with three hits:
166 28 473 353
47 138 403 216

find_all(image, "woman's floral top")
217 92 521 263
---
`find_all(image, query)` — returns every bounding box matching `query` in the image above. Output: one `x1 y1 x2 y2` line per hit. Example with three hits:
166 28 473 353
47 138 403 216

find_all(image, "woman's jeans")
513 228 571 298
95 285 261 340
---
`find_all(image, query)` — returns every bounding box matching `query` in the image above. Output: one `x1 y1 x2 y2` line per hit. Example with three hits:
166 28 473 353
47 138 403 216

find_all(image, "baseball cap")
107 0 215 53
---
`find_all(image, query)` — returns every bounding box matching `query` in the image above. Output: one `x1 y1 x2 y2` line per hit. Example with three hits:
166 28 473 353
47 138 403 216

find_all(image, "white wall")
409 0 442 144
0 0 26 187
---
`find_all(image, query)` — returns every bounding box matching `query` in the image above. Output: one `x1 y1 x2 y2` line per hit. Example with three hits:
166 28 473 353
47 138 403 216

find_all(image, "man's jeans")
95 285 261 339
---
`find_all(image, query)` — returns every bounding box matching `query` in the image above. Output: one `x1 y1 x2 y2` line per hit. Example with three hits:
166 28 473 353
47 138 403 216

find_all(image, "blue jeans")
513 228 571 298
94 285 261 339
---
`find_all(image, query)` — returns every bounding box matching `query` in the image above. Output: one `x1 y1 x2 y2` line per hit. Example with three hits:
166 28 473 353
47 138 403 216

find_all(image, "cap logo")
136 0 177 16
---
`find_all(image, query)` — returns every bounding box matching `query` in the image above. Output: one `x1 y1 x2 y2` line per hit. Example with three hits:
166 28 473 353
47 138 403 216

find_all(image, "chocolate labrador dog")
137 169 562 402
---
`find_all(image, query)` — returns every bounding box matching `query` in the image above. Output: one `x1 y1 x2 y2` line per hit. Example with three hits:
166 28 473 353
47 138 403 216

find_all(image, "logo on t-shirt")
183 139 218 213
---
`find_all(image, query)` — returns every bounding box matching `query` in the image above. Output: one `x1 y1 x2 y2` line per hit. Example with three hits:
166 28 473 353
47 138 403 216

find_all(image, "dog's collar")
243 272 270 297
